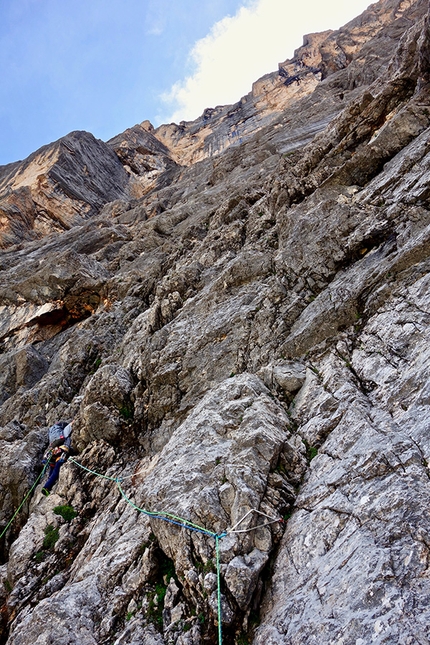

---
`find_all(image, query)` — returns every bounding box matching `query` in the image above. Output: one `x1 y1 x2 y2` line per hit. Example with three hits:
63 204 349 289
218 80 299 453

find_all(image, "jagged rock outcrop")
107 121 180 199
0 131 131 248
1 0 421 252
1 1 430 644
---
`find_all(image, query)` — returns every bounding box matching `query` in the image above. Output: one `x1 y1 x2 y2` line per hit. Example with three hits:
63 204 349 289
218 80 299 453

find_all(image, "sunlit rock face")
1 1 430 644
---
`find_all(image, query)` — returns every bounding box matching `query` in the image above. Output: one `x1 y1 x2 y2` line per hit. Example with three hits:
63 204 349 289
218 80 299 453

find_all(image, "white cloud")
159 0 371 124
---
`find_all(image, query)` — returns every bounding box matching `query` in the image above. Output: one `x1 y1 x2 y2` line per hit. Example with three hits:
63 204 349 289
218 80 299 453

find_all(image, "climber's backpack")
48 421 72 445
43 422 73 467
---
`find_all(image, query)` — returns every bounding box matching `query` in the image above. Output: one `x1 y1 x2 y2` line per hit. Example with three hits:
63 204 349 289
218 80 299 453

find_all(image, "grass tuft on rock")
53 505 77 522
43 524 59 549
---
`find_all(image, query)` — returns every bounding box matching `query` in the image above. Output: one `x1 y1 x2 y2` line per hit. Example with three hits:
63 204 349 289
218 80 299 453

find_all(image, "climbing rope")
116 481 219 538
0 463 49 539
227 508 283 534
67 457 284 645
70 457 222 536
2 454 285 645
115 479 227 642
68 457 120 482
215 534 223 645
69 457 227 643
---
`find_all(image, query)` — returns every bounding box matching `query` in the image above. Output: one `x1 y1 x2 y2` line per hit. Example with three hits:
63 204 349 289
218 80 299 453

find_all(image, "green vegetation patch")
195 558 215 575
53 505 77 522
303 439 318 462
308 446 318 461
119 403 134 420
43 524 59 549
146 553 177 628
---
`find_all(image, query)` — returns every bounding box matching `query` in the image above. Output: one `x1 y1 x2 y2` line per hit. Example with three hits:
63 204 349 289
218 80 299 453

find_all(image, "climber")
41 420 74 496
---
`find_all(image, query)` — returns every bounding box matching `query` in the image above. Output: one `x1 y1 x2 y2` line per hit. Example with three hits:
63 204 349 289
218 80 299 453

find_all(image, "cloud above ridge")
159 0 371 124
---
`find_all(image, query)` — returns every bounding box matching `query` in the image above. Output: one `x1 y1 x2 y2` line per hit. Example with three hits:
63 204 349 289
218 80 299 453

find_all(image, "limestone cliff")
0 1 430 644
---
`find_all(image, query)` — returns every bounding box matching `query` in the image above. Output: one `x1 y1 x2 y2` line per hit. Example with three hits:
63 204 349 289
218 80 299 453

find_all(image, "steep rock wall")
0 1 429 645
0 131 131 248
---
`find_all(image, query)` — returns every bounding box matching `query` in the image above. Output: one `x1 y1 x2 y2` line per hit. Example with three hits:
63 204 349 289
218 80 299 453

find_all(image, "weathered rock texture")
0 131 130 248
1 1 430 644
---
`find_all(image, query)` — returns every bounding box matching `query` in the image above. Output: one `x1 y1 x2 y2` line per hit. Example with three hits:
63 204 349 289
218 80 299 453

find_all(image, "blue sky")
0 0 371 165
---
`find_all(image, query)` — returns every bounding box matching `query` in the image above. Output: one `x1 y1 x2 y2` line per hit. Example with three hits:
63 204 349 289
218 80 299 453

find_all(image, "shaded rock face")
107 122 180 199
1 1 430 644
0 131 130 248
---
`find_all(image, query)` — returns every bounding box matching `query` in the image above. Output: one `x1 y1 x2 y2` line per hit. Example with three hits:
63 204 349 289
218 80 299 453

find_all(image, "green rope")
68 457 119 482
116 482 218 537
70 457 225 644
152 510 217 536
0 463 49 539
216 534 223 645
70 457 217 536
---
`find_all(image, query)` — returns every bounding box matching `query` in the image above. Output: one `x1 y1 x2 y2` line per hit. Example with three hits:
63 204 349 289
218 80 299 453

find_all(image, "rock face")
0 131 130 248
1 1 430 644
